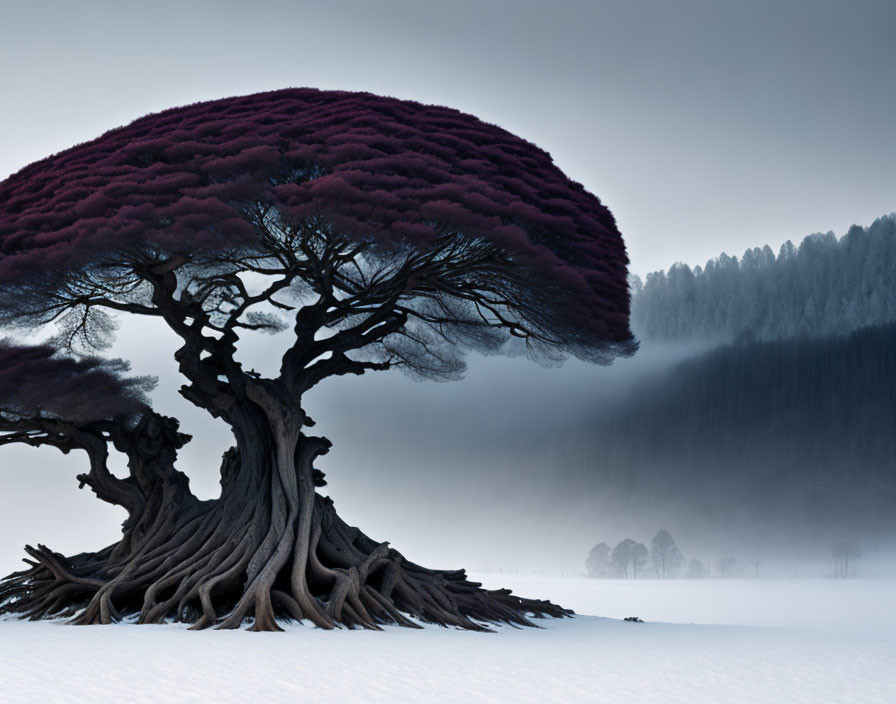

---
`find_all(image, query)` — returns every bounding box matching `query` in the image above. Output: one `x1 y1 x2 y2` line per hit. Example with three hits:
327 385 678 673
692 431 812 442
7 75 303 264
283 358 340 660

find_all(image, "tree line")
587 534 863 579
587 530 700 579
586 531 773 580
630 213 896 343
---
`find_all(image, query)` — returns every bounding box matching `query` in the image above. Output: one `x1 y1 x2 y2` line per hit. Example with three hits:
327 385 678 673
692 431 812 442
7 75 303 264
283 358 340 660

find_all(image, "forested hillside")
631 213 896 342
578 324 896 539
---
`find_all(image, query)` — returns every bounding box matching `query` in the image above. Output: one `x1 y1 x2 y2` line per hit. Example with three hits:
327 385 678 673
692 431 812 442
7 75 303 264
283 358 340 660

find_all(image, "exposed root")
1 422 570 632
0 490 571 631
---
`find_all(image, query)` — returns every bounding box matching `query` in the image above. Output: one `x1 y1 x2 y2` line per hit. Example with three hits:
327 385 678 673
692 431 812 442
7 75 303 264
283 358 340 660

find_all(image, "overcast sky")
2 0 895 275
1 1 895 574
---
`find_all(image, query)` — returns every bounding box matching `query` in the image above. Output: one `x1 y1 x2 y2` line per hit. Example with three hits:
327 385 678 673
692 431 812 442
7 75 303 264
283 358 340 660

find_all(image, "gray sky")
1 1 895 575
2 0 895 275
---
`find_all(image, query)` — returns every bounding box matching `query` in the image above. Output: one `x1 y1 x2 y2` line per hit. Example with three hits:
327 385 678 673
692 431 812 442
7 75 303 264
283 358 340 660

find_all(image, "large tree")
0 89 635 631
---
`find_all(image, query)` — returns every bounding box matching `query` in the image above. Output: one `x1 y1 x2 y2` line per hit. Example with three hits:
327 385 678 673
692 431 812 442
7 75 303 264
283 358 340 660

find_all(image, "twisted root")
0 492 570 631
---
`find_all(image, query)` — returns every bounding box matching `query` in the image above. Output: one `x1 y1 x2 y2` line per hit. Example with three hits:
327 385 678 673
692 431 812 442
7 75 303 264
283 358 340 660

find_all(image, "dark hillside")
576 325 896 540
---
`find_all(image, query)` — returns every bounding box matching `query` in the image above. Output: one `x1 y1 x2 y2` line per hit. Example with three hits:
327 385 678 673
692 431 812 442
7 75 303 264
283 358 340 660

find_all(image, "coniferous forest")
631 213 896 343
573 214 896 546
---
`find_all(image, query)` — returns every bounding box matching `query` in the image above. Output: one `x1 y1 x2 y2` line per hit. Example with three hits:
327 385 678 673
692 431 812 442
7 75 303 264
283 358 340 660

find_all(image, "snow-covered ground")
2 576 894 703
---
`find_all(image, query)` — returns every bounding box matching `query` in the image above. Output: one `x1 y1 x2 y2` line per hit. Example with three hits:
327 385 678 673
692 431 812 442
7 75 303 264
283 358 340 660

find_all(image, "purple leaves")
0 88 633 348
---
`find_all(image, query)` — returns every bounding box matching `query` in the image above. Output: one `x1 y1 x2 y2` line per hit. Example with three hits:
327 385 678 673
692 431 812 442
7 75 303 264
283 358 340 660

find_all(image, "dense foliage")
0 341 153 423
0 88 633 367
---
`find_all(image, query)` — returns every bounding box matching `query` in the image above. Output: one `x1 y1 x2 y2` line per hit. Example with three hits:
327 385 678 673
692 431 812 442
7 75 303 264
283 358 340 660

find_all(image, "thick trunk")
1 395 570 630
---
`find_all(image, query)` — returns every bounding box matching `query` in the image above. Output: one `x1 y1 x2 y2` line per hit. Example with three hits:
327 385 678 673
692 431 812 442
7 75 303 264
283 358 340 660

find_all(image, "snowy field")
2 576 894 703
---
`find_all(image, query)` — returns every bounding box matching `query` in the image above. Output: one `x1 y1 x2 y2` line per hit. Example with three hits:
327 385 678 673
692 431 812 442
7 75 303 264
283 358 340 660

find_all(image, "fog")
3 316 686 576
5 305 892 580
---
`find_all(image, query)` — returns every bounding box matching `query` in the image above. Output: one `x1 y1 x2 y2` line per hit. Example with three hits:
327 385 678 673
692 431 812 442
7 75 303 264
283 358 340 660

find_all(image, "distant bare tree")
686 558 708 579
716 556 739 578
650 529 685 578
586 542 612 578
631 542 649 579
831 542 861 578
611 539 637 578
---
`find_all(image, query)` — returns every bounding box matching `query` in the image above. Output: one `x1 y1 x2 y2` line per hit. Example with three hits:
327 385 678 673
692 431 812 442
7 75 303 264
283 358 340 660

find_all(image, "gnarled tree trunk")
0 390 570 630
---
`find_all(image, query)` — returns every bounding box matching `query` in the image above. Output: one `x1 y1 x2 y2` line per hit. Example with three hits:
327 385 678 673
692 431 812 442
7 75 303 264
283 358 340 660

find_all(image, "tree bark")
1 394 570 630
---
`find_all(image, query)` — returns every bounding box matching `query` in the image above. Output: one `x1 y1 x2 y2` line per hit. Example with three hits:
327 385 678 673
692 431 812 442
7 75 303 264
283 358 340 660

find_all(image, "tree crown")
0 89 634 387
0 341 153 424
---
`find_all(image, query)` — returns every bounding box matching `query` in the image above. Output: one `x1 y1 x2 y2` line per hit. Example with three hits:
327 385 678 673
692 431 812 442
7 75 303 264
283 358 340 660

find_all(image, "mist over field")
4 292 893 580
0 319 692 576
